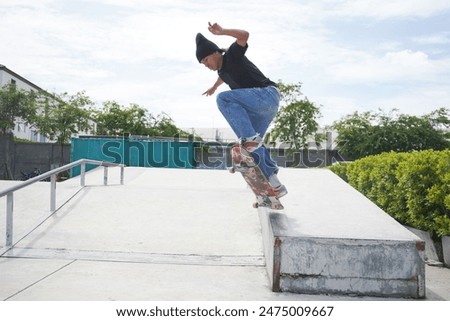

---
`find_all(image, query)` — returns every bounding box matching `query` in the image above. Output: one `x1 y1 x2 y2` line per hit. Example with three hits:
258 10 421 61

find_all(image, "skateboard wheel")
253 202 259 208
228 167 236 174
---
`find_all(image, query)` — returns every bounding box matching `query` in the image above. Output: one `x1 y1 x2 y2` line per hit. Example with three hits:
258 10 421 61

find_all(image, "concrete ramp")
0 167 427 300
261 169 425 298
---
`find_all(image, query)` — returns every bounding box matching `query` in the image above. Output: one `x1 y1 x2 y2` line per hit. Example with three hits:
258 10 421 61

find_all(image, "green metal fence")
71 137 195 176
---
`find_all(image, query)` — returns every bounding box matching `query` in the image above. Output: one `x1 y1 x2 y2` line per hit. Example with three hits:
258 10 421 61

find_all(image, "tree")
332 108 450 160
331 111 376 159
34 91 94 166
0 83 38 178
267 81 323 152
36 91 94 144
94 102 192 139
0 83 37 135
95 101 154 136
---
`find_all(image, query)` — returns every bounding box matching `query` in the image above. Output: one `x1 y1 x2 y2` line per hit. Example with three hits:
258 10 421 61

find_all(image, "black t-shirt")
218 42 276 89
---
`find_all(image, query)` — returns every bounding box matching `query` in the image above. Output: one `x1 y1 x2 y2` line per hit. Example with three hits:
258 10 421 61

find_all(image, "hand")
208 22 223 35
202 86 217 96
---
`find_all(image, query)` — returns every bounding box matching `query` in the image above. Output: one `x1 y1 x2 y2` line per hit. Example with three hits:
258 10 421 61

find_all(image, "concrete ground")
0 166 449 301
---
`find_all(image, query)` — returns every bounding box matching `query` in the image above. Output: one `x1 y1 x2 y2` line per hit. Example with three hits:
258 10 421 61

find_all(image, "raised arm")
208 22 249 47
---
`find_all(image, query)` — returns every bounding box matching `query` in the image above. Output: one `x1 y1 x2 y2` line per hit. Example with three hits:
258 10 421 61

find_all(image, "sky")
1 0 450 130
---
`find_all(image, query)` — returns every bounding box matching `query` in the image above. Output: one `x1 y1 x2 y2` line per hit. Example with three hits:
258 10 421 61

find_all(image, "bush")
329 150 450 237
328 162 349 182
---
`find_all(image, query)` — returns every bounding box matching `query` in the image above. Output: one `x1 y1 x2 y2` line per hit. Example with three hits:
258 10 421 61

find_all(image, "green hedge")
329 150 450 237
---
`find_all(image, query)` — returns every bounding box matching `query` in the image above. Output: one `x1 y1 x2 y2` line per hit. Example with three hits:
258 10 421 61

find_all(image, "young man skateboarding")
196 22 287 197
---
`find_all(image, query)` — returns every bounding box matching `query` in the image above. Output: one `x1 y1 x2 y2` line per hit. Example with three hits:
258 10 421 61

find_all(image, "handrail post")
80 162 86 186
50 174 57 212
6 192 13 247
0 158 126 251
103 166 108 185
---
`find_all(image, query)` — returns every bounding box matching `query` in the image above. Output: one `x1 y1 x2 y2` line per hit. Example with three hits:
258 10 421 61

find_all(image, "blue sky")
1 0 450 129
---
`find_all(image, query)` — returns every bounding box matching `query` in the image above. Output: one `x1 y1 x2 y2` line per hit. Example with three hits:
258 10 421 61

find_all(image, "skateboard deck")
229 144 284 210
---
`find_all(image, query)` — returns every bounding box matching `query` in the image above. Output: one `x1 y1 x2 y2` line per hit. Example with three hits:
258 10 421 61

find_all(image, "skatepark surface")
0 166 449 301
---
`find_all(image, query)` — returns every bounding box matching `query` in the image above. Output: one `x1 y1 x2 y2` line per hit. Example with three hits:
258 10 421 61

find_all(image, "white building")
0 64 48 142
0 64 95 142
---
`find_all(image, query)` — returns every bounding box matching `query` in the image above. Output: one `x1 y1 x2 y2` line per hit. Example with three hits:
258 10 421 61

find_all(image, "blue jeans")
216 86 280 178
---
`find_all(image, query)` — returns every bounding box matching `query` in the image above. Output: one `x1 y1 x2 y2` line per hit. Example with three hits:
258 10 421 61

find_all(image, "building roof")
0 64 43 91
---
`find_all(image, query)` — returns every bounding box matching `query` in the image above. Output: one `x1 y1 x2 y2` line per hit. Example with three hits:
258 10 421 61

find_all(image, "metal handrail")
0 158 125 248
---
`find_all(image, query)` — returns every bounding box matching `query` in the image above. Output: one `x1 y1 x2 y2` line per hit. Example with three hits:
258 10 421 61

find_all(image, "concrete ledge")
405 226 441 265
443 236 450 268
259 169 426 298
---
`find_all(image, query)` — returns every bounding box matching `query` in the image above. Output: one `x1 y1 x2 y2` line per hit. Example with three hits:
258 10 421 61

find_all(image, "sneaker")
274 184 288 198
268 173 288 198
241 135 263 152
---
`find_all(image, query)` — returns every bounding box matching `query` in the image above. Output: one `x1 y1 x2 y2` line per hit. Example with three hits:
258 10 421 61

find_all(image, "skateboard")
229 144 284 210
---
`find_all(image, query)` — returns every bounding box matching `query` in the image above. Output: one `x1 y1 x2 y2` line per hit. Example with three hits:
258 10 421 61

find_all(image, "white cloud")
332 0 450 19
315 95 362 125
1 0 450 129
369 84 450 115
412 34 450 45
0 0 59 9
326 49 447 83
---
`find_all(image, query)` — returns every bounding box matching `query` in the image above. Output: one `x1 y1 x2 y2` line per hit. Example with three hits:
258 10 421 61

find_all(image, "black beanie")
196 33 220 63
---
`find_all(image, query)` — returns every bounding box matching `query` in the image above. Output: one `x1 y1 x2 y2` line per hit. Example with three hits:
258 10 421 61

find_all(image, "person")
195 22 287 197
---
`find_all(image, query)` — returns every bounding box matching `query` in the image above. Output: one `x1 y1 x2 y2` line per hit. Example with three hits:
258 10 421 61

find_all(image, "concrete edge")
258 209 426 298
